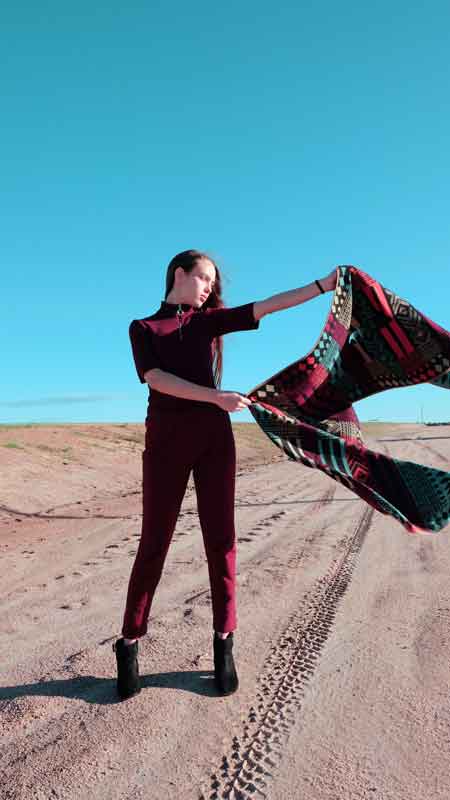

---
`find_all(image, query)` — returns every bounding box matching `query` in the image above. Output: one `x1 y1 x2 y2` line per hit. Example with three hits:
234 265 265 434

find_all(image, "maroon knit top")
129 299 260 414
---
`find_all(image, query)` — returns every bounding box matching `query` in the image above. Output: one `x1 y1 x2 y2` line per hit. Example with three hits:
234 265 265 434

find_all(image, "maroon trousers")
121 405 237 638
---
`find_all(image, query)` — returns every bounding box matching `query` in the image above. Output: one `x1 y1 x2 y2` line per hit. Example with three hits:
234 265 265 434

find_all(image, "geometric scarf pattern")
246 266 450 533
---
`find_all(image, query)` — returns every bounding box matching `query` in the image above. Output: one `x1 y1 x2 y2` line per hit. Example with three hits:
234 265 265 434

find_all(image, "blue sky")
2 0 449 424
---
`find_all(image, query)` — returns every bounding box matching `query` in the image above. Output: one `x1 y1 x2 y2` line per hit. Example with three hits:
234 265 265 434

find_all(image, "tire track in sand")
200 504 374 800
415 441 449 468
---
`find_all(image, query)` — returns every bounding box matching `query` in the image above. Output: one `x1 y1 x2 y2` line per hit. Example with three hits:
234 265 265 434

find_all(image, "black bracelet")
315 279 325 294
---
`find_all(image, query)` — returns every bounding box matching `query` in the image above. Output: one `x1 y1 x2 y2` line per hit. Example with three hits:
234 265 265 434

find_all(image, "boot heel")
113 637 141 699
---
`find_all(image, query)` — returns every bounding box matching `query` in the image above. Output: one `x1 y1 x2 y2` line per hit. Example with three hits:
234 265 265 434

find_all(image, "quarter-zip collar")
160 300 194 313
159 300 196 341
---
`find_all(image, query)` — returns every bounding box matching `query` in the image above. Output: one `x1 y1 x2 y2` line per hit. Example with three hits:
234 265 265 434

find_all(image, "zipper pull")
177 304 183 341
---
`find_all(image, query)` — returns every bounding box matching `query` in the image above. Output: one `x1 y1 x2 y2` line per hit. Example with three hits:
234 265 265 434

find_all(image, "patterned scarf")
246 266 450 533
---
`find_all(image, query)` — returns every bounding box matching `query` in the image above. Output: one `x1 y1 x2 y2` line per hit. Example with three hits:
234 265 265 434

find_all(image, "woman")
113 249 336 700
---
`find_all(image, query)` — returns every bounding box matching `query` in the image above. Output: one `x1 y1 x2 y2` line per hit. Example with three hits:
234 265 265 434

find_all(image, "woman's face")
188 258 217 307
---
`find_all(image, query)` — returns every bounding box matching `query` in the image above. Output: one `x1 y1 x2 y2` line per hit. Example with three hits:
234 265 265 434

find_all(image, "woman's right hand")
214 390 253 412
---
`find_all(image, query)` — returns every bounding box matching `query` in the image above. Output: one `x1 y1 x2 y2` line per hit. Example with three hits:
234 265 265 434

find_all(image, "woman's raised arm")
253 268 337 321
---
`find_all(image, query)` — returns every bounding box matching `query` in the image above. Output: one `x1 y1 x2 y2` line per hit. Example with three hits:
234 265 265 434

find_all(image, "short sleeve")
202 302 260 338
129 320 162 384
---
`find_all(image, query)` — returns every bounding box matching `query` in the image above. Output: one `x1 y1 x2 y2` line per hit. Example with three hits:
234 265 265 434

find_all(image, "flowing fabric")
246 266 450 533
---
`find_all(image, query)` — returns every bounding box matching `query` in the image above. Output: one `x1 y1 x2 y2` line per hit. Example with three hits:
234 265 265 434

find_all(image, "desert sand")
1 420 450 799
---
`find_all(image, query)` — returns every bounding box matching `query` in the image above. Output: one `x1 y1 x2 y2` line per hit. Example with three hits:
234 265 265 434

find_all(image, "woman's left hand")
319 268 338 292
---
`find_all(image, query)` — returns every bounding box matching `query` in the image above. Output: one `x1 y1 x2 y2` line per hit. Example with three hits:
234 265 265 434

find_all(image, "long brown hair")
164 249 225 388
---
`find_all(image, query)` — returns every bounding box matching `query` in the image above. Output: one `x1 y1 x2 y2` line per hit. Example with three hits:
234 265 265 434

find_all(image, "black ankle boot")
213 632 239 696
113 637 141 699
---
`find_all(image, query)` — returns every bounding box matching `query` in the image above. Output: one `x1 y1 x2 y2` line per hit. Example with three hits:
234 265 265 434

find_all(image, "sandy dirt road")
1 422 450 799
